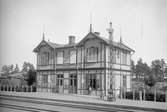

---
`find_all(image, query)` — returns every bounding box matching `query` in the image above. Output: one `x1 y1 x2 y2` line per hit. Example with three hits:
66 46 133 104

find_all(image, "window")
87 47 98 62
49 51 54 65
57 51 63 64
57 74 64 86
69 74 77 86
51 75 56 84
122 52 127 65
123 75 126 88
43 74 48 87
39 52 49 65
115 49 121 64
113 49 116 63
70 50 76 63
88 74 96 90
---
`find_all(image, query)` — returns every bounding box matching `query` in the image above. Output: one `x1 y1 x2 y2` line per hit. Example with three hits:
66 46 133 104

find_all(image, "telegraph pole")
107 22 115 100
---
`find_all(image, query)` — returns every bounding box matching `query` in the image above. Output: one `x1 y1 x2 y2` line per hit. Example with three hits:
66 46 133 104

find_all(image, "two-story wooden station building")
33 22 134 97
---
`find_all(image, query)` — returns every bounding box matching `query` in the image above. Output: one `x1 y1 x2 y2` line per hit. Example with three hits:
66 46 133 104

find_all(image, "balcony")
78 61 105 69
55 63 76 70
37 64 54 70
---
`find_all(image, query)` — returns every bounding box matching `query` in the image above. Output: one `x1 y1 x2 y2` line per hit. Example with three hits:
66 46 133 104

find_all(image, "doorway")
57 74 64 94
69 74 77 94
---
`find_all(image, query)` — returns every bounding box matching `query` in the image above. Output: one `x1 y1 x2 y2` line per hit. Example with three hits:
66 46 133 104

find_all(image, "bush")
145 93 154 101
156 93 165 102
125 91 133 99
125 91 140 100
125 91 166 102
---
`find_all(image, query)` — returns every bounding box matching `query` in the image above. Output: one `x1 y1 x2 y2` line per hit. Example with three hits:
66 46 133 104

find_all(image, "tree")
26 70 36 86
165 67 167 77
1 64 15 75
144 74 156 90
131 60 135 77
151 59 165 81
1 65 10 76
14 64 20 73
134 59 150 80
22 62 35 72
9 64 14 73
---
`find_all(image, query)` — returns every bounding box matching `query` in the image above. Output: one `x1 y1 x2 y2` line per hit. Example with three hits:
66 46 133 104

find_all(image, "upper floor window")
57 51 63 64
122 52 127 65
39 52 49 66
70 50 76 63
87 47 98 62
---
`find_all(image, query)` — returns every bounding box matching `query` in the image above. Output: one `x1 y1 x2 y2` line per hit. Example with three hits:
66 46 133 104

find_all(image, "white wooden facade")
33 30 134 97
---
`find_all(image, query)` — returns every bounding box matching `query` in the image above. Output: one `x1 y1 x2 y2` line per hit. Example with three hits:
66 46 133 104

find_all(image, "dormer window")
87 47 98 62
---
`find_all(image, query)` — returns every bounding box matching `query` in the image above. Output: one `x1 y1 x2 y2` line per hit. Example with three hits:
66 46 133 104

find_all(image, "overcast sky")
0 0 167 69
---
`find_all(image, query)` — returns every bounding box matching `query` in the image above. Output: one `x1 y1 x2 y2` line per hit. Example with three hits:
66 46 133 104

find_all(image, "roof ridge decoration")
42 32 45 40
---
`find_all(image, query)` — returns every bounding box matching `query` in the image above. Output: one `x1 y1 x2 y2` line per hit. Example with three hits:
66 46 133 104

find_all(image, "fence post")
30 86 31 92
14 86 15 92
139 91 142 101
8 85 10 91
21 86 23 92
143 89 145 101
133 90 135 100
154 89 156 102
9 85 11 91
6 85 8 91
26 86 28 92
166 91 167 103
120 88 122 99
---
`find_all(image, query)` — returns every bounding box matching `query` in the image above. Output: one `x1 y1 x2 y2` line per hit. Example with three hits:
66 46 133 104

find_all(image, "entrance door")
69 74 77 94
57 74 64 94
88 74 97 95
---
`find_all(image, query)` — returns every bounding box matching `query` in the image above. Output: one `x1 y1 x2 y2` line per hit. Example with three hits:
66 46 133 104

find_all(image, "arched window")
87 47 98 62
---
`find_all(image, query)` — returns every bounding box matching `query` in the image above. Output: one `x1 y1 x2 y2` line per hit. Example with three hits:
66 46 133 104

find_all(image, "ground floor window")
57 74 63 86
88 74 96 90
123 75 126 88
69 74 77 86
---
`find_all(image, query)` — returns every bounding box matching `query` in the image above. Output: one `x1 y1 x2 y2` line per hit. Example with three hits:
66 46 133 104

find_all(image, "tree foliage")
26 70 36 86
144 74 156 89
134 58 150 80
22 62 35 72
151 59 165 81
134 58 166 89
1 64 19 76
14 64 20 73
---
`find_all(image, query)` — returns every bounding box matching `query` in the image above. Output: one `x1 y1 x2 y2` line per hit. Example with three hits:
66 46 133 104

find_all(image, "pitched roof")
33 32 134 52
77 32 134 52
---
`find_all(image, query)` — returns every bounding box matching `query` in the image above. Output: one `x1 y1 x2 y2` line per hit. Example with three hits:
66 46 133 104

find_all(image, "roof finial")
90 24 93 32
120 28 122 43
42 24 45 40
42 32 45 40
89 13 93 32
107 21 114 41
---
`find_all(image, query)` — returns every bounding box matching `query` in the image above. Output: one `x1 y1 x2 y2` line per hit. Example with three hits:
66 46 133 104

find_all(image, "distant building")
33 22 134 97
0 72 27 87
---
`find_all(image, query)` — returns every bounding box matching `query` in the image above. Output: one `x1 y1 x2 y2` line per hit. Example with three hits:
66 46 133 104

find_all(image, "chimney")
68 35 75 44
94 32 100 35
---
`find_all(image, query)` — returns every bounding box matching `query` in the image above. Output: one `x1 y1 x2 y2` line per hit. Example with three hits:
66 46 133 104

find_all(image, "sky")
0 0 167 70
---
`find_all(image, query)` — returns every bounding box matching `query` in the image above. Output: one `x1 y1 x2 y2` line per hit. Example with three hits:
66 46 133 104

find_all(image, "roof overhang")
77 32 108 46
33 40 54 53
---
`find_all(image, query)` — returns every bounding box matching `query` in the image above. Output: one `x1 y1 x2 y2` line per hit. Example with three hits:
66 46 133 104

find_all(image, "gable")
33 40 54 53
77 32 108 46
